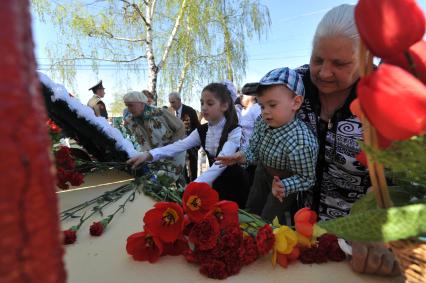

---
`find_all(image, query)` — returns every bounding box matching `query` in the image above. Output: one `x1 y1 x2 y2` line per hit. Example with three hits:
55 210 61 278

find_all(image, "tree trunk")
144 1 158 103
0 1 66 282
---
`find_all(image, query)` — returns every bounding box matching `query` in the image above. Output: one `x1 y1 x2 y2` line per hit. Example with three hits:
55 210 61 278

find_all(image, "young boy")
216 67 318 223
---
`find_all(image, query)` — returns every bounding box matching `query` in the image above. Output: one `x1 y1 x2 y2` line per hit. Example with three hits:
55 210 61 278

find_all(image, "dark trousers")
245 164 297 224
184 148 198 182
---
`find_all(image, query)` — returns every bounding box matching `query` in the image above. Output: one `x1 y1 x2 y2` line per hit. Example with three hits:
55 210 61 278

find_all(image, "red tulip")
294 207 317 238
384 40 426 85
143 202 184 243
206 200 239 229
355 0 425 58
126 231 163 263
357 64 426 141
182 182 219 222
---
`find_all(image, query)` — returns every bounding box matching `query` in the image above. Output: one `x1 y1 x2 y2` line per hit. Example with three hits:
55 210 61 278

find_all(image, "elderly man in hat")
87 80 108 119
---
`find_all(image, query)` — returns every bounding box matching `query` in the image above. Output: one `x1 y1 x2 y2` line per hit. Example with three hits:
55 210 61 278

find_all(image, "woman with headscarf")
123 91 186 181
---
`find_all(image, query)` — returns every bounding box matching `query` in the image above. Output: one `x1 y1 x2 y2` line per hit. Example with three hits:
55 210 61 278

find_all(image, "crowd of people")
86 4 400 277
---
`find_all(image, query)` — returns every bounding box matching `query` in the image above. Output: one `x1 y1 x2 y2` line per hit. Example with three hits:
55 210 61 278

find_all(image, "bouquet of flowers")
126 182 346 280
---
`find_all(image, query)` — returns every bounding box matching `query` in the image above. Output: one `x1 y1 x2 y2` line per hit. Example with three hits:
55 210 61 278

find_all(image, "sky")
31 0 426 111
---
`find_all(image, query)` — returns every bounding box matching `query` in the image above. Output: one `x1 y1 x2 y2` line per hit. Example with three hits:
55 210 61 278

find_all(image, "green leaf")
272 217 281 227
351 186 426 215
318 203 426 242
238 212 254 224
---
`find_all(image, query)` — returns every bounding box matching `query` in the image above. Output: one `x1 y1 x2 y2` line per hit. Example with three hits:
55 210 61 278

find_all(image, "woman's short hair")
313 4 359 50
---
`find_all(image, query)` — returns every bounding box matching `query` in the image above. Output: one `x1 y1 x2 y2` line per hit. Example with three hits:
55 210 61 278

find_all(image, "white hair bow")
221 79 238 103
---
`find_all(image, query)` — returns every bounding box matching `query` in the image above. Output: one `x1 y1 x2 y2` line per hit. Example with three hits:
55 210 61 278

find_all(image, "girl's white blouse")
150 117 241 185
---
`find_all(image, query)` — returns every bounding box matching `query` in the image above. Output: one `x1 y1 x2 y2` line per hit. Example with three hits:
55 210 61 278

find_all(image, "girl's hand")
272 176 285 202
127 152 153 169
215 152 245 167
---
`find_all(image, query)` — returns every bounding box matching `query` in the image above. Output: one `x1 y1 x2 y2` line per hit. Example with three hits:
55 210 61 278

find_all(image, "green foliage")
317 203 426 242
109 92 126 116
31 0 271 101
351 186 426 214
362 135 426 186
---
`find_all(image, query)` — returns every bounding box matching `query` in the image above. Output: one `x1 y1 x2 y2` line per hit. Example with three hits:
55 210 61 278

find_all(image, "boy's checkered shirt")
243 118 319 196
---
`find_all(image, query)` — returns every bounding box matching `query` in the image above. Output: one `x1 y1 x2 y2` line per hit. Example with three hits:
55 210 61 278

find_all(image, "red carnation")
199 260 228 280
294 207 317 238
222 250 242 276
90 216 112 236
357 64 426 141
63 228 77 245
189 215 220 251
126 231 163 263
239 236 259 265
255 224 275 255
206 200 239 229
69 171 84 186
355 0 425 58
143 202 184 243
89 222 104 236
300 246 328 264
328 243 346 262
221 225 243 249
183 249 198 263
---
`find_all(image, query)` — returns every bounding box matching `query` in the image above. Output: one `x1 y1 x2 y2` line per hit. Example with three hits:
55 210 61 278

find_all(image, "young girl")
127 83 249 207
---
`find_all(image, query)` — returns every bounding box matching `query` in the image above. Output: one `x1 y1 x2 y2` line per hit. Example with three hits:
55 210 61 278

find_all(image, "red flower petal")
162 236 189 256
355 0 425 58
384 40 426 85
89 222 104 236
287 246 300 262
206 200 239 229
182 182 219 222
349 98 363 118
63 229 77 245
143 202 184 243
126 231 163 263
295 222 314 238
355 151 368 167
294 207 317 223
357 64 426 141
277 253 289 268
188 215 220 251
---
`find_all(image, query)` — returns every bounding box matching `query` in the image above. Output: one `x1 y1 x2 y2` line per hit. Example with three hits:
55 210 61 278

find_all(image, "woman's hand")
127 152 153 169
215 152 246 167
271 176 285 202
350 242 400 276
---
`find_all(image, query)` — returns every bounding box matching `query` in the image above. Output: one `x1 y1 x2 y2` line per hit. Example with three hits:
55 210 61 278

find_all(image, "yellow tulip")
273 226 298 254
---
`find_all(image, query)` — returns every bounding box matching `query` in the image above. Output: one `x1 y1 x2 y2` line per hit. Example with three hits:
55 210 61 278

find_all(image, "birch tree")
32 0 270 102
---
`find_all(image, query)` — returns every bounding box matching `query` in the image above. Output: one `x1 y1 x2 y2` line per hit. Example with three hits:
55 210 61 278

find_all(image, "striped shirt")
243 118 319 196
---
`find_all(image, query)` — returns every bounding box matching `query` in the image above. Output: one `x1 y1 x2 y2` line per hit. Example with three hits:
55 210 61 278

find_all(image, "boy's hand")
272 176 285 202
215 152 246 167
127 152 153 169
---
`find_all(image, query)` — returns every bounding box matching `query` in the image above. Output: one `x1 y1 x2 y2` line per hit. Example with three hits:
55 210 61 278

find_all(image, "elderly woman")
123 91 186 181
295 4 399 276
